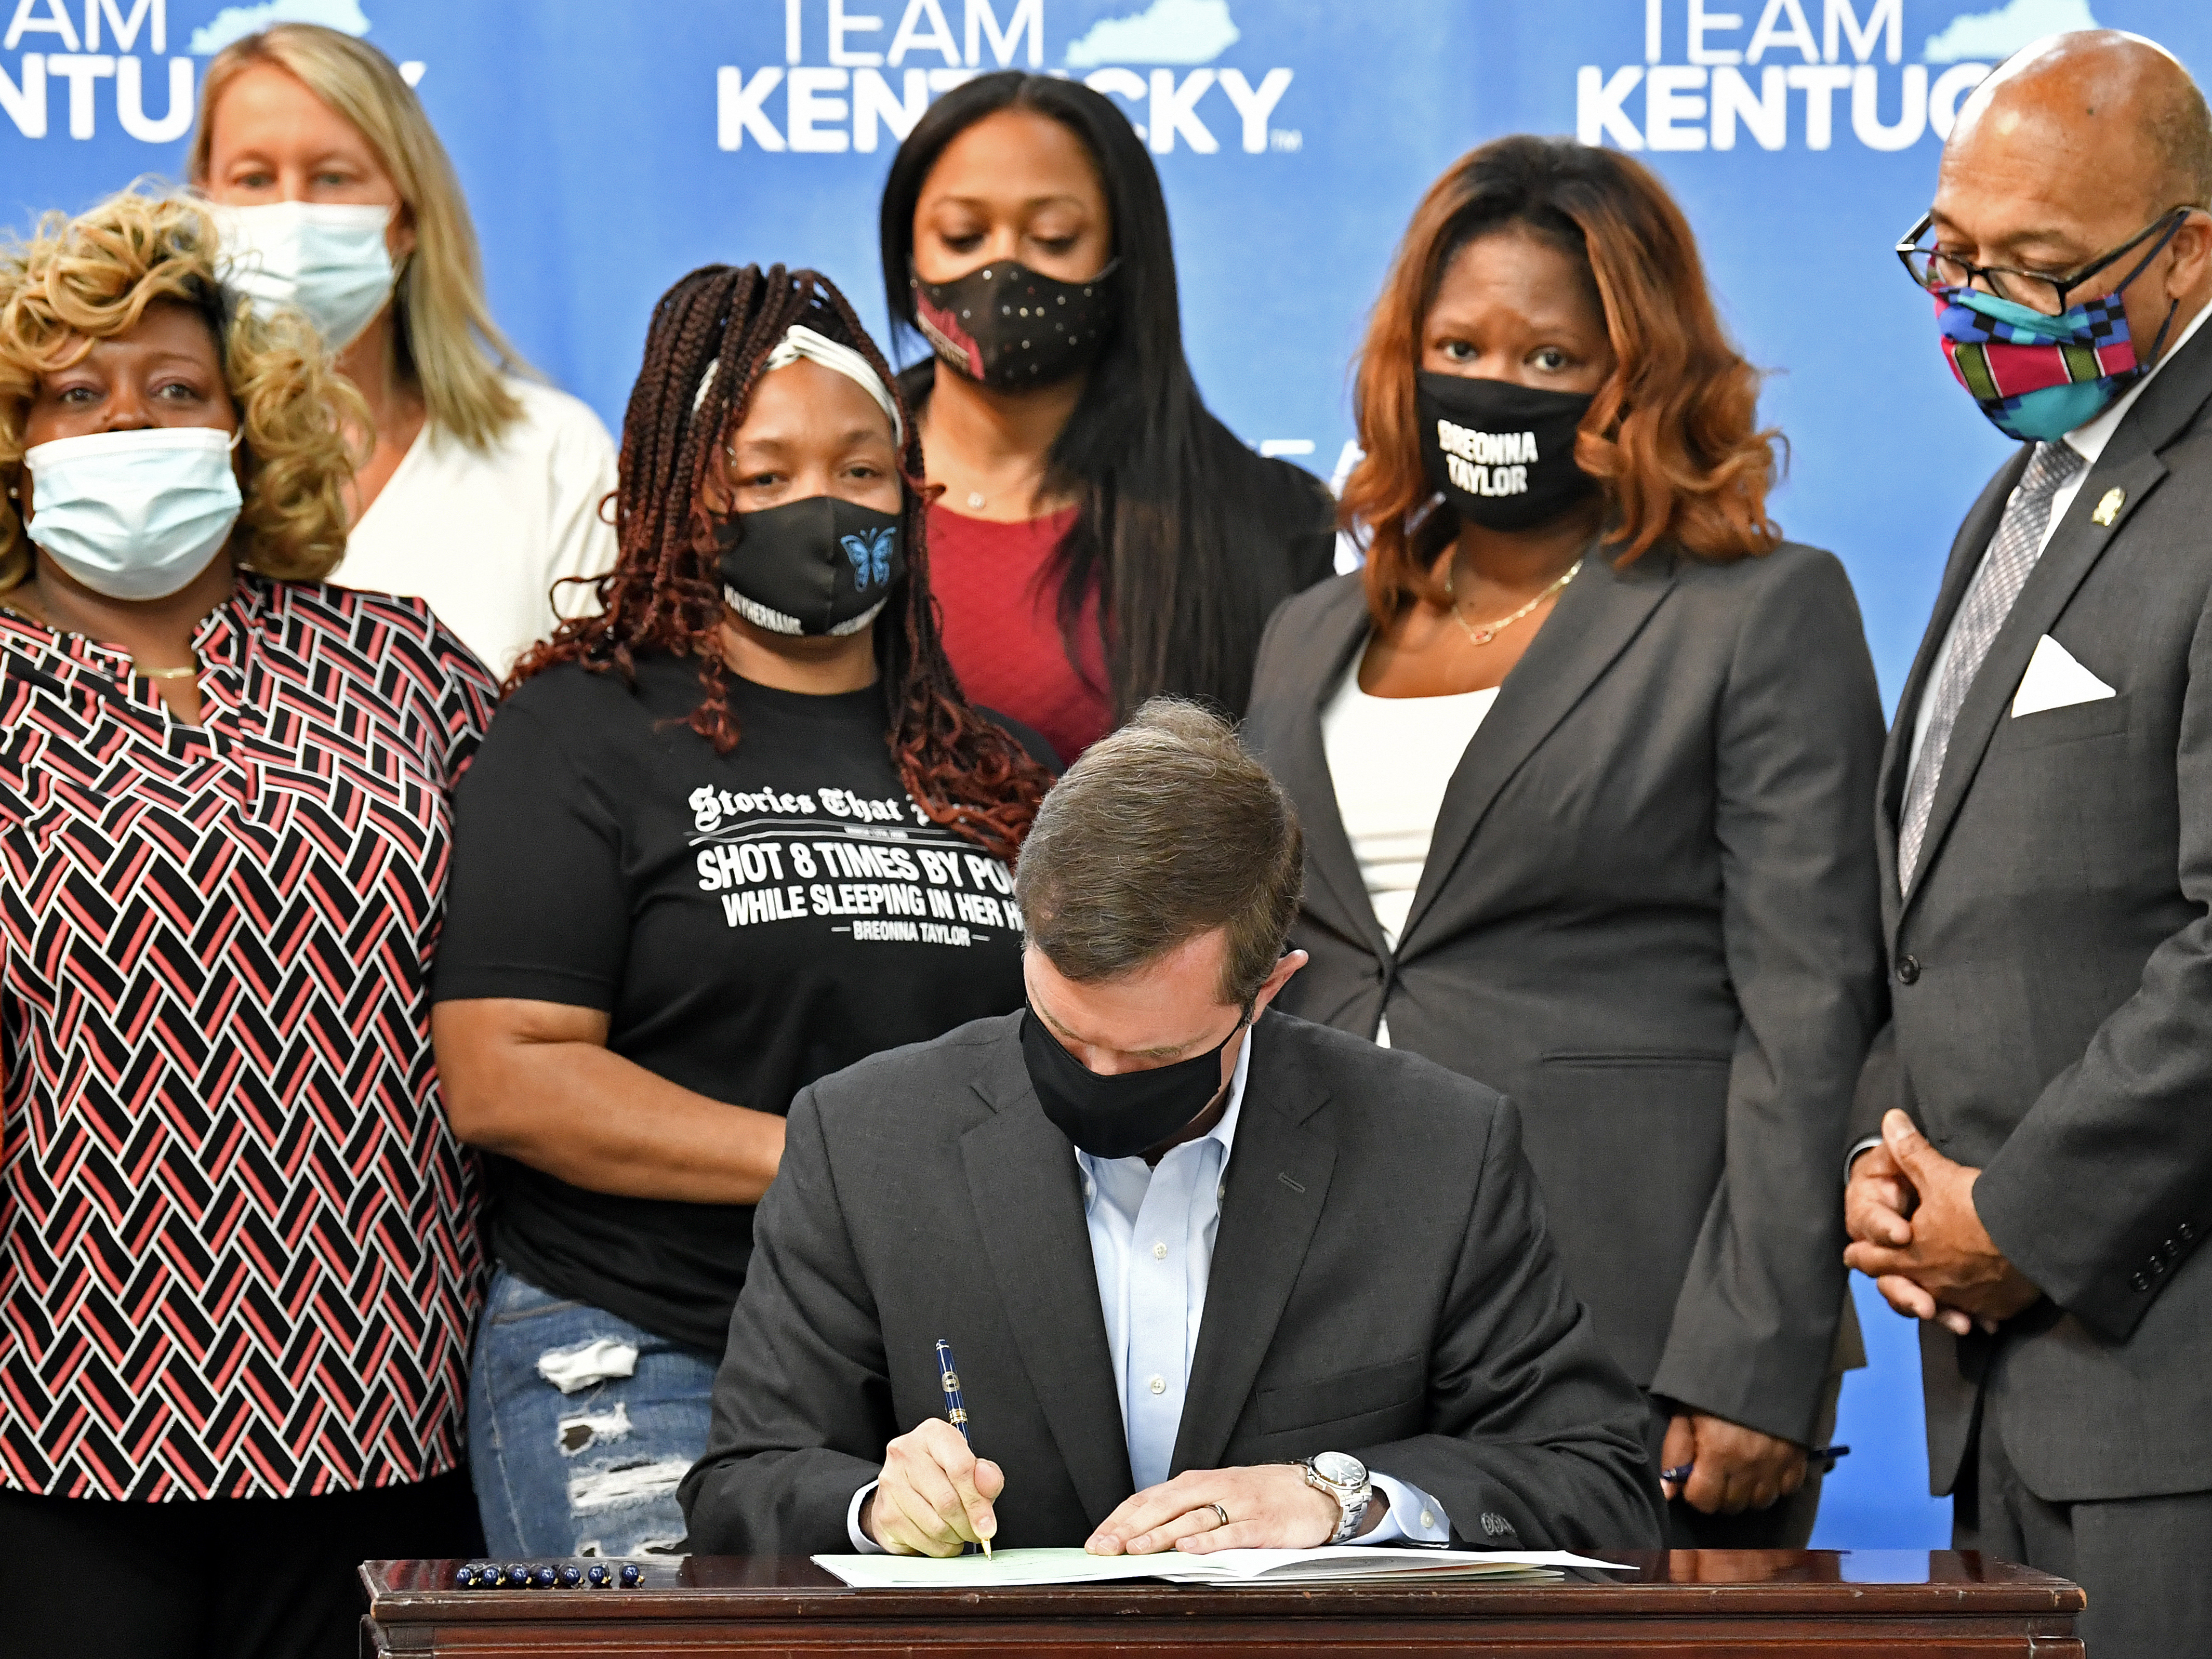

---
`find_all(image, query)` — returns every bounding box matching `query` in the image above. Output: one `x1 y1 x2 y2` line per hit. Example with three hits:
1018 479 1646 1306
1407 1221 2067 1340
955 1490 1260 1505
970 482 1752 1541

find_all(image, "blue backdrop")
3 0 2205 1547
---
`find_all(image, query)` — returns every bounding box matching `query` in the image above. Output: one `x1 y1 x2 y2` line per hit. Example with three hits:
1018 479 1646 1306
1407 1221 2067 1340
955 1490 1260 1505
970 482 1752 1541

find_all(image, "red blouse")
926 503 1107 767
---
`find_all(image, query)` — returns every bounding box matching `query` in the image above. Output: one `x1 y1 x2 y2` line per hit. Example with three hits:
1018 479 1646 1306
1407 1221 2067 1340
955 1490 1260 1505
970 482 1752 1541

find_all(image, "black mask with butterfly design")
717 496 905 638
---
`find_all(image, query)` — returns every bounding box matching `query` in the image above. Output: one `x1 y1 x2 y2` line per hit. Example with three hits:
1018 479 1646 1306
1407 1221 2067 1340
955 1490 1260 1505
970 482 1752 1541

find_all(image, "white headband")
693 323 904 444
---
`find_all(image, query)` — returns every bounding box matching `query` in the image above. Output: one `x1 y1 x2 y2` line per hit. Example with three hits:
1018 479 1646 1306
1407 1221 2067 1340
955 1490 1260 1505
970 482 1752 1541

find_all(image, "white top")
1906 296 2212 778
334 378 620 678
1320 660 1500 952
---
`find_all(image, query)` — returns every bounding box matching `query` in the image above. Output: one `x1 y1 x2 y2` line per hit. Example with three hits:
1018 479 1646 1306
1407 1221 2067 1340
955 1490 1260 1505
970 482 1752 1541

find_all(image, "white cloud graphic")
190 0 372 55
1064 0 1240 69
1923 0 2098 64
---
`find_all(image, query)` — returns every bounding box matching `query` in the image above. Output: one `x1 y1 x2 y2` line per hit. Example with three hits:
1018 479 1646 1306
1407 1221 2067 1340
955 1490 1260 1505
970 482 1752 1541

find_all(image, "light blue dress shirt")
850 1028 1451 1550
1075 1031 1448 1545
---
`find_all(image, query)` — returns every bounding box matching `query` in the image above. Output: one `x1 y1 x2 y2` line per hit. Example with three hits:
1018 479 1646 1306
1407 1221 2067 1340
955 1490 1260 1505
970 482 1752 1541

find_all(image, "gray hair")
2152 73 2212 208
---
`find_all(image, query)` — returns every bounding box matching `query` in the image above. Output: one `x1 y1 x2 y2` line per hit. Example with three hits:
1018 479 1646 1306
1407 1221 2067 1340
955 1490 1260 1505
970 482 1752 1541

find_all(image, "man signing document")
679 700 1662 1557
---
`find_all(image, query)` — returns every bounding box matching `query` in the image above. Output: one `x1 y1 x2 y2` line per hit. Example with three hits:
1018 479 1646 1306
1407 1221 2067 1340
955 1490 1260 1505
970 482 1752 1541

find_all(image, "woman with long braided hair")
431 264 1055 1558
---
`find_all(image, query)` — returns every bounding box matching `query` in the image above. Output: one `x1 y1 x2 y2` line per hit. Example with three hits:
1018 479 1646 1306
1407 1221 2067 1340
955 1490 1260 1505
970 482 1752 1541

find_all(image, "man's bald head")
1952 31 2211 218
1930 30 2212 359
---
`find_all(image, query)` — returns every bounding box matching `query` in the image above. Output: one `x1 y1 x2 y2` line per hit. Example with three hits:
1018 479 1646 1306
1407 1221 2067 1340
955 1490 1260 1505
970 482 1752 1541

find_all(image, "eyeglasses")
1896 206 2193 315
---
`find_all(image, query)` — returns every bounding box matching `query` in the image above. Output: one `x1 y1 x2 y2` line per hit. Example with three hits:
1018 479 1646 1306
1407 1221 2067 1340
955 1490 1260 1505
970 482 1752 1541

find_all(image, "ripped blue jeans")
468 1265 718 1558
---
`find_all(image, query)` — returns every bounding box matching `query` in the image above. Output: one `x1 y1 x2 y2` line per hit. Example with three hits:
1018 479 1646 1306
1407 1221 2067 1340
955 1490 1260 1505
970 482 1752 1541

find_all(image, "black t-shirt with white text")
435 655 1043 1353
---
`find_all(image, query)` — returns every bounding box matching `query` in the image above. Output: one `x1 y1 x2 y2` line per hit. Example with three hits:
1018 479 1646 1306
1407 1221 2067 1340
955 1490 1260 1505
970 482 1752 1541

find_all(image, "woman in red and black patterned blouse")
0 191 496 1658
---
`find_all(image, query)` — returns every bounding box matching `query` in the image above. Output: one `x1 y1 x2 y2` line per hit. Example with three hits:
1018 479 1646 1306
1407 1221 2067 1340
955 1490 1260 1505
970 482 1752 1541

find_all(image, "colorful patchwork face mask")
1933 285 2152 442
1932 219 2182 444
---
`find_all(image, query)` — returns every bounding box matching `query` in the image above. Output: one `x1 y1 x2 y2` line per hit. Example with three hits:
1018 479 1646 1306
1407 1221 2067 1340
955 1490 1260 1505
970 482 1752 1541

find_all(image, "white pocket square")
2011 634 2116 717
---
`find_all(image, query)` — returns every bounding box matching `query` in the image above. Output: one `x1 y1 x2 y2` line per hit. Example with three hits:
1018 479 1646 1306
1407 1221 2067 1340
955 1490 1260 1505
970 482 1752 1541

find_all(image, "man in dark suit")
680 701 1662 1558
1844 31 2212 1658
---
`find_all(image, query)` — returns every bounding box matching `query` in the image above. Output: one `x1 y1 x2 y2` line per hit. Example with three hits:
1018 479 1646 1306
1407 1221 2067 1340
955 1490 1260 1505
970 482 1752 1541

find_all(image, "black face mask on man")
1020 1004 1246 1160
716 496 905 638
1416 370 1597 533
910 259 1121 389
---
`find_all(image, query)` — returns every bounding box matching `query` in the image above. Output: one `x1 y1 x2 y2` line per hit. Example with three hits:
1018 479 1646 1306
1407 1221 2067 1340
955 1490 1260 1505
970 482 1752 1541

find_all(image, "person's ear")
388 201 419 268
1246 949 1309 1020
2166 208 2212 302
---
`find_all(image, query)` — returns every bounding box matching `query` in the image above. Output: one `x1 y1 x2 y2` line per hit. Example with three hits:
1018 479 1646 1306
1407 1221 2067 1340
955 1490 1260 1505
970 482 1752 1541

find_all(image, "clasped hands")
1843 1108 2039 1335
863 1417 1367 1557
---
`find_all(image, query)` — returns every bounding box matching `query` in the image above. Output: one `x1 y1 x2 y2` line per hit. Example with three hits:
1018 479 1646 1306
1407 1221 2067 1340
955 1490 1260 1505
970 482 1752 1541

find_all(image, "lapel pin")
2091 487 2125 527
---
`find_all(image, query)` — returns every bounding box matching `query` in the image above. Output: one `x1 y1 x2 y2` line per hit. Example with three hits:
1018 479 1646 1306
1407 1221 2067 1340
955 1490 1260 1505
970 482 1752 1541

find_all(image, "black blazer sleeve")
1647 551 1887 1440
1846 1019 1901 1156
678 1085 888 1553
1355 1095 1666 1551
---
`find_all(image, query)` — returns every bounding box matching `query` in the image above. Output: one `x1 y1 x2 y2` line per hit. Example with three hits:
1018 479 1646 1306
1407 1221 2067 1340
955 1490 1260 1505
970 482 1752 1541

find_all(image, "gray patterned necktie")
1897 440 2087 892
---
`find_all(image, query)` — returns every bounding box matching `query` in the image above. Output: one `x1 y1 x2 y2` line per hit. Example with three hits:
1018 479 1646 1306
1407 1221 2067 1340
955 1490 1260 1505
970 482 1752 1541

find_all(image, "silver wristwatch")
1302 1451 1372 1544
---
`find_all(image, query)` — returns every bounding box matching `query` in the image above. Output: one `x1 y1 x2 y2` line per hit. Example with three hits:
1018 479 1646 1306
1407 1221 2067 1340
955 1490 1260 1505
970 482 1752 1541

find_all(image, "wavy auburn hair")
1344 136 1781 621
513 263 1052 865
0 188 360 592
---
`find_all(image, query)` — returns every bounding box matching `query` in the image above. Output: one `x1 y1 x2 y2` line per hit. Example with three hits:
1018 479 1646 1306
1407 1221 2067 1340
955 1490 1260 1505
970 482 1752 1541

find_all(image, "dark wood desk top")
362 1550 2084 1656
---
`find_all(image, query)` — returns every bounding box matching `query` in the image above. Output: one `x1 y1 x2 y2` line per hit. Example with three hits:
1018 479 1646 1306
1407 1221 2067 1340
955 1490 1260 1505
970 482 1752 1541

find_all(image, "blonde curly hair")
0 187 364 593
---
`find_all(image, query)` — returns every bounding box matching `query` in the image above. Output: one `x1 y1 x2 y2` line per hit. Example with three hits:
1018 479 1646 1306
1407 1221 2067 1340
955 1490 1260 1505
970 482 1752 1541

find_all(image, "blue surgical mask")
208 201 396 352
24 427 243 601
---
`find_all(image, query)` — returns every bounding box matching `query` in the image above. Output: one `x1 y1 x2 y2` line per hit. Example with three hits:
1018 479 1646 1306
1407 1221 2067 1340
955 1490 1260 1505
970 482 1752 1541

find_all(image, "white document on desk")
813 1546 1633 1589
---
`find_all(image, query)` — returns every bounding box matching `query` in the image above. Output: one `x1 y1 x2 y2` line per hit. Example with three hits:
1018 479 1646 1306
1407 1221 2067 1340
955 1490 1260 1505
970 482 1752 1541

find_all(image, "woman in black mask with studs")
432 265 1055 1560
880 71 1336 766
1243 138 1887 1550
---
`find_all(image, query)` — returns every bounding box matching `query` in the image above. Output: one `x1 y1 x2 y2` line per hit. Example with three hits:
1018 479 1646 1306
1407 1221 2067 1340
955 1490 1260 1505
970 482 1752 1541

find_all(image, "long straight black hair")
880 72 1330 723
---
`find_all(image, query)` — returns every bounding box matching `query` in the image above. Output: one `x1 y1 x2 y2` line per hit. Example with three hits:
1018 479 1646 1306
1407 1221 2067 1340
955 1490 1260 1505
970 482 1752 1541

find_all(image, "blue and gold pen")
935 1337 989 1558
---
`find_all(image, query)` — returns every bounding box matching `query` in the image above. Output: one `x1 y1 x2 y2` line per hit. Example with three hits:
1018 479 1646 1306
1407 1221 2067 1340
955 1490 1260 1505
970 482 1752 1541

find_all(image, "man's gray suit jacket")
677 1010 1665 1554
1242 542 1887 1447
1853 316 2212 1503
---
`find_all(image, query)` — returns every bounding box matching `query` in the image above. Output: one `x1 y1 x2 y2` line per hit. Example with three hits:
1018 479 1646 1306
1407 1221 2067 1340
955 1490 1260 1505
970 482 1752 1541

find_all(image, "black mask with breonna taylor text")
910 258 1121 389
1020 1004 1247 1161
716 495 905 638
1416 371 1598 533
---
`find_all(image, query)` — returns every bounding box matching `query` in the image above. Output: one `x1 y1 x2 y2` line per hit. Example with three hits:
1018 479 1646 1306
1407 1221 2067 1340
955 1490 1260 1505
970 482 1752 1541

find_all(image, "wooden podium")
360 1549 2083 1655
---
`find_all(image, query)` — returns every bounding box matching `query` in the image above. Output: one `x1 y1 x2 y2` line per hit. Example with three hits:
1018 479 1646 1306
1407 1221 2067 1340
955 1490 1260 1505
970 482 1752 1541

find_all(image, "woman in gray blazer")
1243 137 1886 1548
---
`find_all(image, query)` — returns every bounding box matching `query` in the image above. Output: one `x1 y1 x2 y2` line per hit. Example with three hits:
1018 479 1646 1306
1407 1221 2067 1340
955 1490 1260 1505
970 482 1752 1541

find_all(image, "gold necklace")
140 662 197 680
1445 555 1583 647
